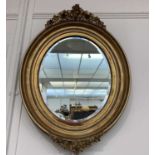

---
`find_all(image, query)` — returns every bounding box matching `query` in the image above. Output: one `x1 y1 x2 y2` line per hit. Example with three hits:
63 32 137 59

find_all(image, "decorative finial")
72 4 80 11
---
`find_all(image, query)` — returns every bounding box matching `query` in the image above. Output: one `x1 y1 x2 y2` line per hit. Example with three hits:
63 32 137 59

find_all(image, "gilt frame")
20 4 130 153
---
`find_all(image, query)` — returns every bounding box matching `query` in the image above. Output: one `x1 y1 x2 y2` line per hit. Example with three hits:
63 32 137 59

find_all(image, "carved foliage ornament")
45 4 106 29
20 4 130 154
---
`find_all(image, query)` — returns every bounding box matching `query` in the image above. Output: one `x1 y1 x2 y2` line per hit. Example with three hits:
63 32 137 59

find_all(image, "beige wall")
6 0 149 155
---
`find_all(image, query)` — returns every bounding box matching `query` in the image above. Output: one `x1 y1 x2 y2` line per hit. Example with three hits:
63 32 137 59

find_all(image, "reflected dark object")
70 105 97 119
88 54 91 58
55 105 69 117
55 104 98 120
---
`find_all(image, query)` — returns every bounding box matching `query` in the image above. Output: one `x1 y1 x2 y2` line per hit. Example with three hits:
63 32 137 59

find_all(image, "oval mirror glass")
39 37 111 122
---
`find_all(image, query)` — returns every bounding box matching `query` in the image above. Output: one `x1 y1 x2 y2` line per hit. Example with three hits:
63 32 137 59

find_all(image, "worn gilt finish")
20 4 130 153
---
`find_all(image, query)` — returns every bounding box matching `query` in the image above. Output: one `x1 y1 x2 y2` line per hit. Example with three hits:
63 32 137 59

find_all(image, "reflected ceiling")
39 37 111 98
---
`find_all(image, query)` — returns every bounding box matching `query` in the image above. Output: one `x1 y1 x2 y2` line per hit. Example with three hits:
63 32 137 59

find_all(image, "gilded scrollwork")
45 4 106 29
51 134 101 152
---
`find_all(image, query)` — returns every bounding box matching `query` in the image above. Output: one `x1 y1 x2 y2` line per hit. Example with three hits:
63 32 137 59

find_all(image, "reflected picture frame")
20 4 130 153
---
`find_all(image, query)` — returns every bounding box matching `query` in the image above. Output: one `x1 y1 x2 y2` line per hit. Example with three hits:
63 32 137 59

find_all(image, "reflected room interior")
39 37 111 122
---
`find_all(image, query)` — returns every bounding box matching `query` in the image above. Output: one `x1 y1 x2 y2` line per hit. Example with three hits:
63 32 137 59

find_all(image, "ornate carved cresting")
45 4 106 29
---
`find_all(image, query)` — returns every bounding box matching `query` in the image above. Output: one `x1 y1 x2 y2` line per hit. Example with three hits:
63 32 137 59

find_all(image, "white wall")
6 0 149 155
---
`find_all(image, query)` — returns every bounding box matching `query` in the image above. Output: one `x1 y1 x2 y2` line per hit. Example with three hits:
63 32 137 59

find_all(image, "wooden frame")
20 4 130 153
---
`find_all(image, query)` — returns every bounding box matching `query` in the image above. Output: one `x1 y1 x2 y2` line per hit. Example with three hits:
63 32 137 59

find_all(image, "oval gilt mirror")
20 4 130 154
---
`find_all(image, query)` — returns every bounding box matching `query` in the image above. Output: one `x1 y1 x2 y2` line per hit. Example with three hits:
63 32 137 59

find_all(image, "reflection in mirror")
39 37 111 122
